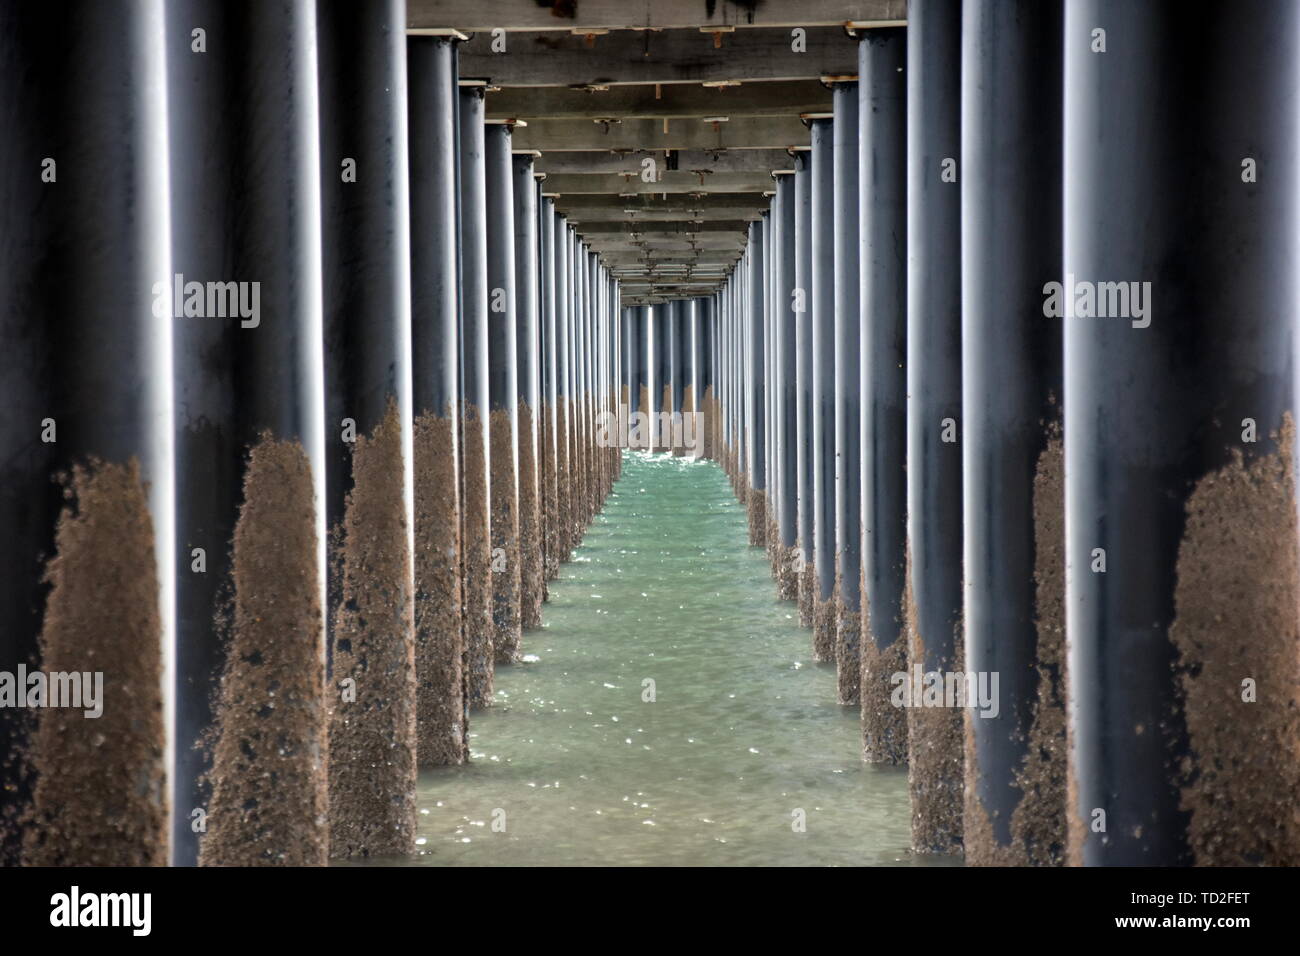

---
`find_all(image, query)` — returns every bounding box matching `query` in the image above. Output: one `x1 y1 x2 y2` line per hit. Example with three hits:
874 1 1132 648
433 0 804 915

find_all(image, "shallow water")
378 451 956 866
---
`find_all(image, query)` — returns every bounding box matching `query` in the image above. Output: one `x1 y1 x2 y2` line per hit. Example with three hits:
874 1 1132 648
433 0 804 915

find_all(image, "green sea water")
388 451 956 866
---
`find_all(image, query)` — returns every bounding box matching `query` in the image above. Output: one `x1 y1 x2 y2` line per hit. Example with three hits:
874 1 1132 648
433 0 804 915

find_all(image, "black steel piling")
858 28 909 768
318 0 417 861
810 118 837 663
458 83 495 710
833 81 863 707
484 123 522 666
514 154 544 630
905 0 965 856
961 0 1065 865
408 36 468 768
2 0 173 867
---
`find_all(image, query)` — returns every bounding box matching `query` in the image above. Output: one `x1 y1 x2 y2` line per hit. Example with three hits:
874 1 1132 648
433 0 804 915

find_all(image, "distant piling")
856 29 909 768
485 123 522 666
904 0 965 856
793 152 816 630
810 118 837 665
515 157 544 629
409 35 467 768
745 220 768 549
961 1 1065 865
832 81 862 707
459 84 495 710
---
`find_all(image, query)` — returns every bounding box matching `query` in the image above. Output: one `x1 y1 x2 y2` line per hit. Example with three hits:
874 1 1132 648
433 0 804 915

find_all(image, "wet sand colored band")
860 562 908 766
835 583 861 706
555 409 573 564
904 546 964 855
964 436 1065 866
812 592 837 664
540 402 560 582
518 400 544 629
747 488 767 548
461 404 494 710
798 558 816 629
1171 421 1300 864
22 461 167 867
414 412 466 767
327 407 417 859
489 408 522 663
201 438 327 866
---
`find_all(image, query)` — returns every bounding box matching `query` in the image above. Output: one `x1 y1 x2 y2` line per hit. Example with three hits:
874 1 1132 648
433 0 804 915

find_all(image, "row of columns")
617 300 714 456
712 0 1300 866
0 3 620 867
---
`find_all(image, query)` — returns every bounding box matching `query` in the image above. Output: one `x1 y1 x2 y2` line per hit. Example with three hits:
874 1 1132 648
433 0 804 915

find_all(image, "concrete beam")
553 191 770 210
614 272 731 281
514 116 809 151
487 80 831 120
576 220 750 234
536 148 795 175
563 205 763 223
600 252 740 266
458 27 860 87
586 235 746 251
410 0 905 32
543 171 776 194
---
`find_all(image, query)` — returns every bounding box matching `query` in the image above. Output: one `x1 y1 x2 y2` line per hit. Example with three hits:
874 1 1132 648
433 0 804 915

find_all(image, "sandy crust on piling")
413 411 466 767
747 488 767 548
571 397 589 546
200 437 327 866
327 403 417 859
779 544 801 601
766 512 781 578
962 717 1021 867
905 548 965 856
572 398 587 535
813 587 837 664
798 558 816 628
21 460 166 866
860 561 909 765
555 407 573 563
586 398 596 509
569 395 590 548
489 408 522 664
1171 415 1300 865
461 403 494 710
835 582 862 706
964 433 1066 866
1016 434 1068 863
518 401 544 629
540 402 559 583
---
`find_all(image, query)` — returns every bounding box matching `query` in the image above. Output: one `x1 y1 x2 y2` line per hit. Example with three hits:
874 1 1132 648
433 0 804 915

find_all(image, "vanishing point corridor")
400 453 927 867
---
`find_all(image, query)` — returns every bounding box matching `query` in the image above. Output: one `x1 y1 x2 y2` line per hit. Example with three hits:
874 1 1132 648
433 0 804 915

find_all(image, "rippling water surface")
380 451 955 866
